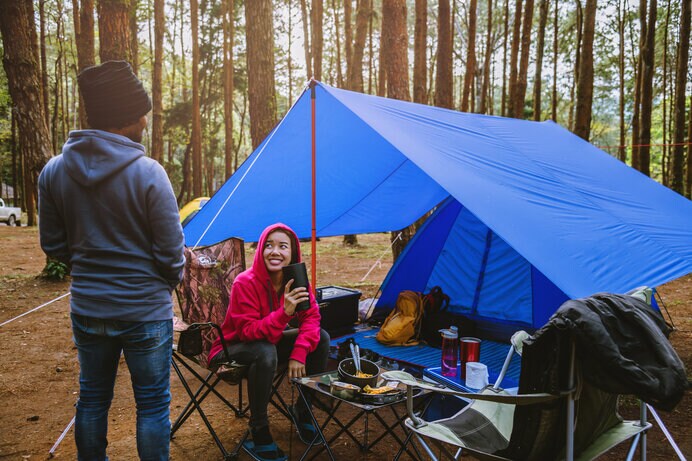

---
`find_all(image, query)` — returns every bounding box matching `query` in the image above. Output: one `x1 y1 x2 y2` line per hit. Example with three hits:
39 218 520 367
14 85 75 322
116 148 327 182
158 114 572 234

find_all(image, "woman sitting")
208 223 330 461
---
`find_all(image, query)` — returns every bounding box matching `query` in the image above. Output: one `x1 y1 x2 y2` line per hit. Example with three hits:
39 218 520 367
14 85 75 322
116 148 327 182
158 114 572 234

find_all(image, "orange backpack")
375 290 425 346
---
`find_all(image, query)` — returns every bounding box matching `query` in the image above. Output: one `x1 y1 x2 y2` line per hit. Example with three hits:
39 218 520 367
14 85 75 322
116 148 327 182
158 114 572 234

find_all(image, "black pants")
210 328 330 429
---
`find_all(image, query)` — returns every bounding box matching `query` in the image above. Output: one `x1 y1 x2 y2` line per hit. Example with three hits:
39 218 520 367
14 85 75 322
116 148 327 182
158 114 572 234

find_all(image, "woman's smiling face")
263 230 293 275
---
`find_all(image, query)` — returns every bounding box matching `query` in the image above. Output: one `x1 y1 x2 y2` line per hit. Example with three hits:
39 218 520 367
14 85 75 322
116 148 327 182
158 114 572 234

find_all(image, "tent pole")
310 79 317 290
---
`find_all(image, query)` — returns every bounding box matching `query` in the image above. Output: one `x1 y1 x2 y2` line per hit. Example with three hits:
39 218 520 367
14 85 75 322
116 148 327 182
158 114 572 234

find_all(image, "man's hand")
283 279 309 316
288 359 306 379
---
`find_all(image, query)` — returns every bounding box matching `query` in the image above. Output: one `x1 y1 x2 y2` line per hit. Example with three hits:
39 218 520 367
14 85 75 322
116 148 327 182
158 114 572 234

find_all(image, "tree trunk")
551 0 558 121
0 0 53 226
507 0 522 117
670 0 689 194
344 0 353 77
245 0 277 149
151 0 164 164
347 0 369 92
311 0 324 80
637 0 657 176
71 0 95 128
617 0 627 162
129 0 139 72
573 0 596 140
660 0 671 185
98 0 133 63
381 0 411 260
532 0 549 120
479 0 493 114
568 1 582 130
413 0 427 104
461 0 477 112
191 0 202 196
39 0 50 132
501 0 510 116
687 94 692 197
631 0 646 170
223 0 235 179
331 0 343 86
435 0 453 108
514 0 534 118
300 0 313 78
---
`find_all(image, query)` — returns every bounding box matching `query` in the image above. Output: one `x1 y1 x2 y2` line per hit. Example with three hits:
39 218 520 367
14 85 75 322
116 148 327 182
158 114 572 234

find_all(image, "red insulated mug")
459 337 481 379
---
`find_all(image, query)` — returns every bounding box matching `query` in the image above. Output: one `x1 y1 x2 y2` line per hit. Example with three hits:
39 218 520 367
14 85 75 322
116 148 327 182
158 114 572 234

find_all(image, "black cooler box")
316 286 361 336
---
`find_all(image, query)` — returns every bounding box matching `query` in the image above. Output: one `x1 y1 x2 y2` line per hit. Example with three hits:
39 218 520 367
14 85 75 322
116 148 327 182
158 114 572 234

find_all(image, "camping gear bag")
419 286 476 347
376 290 425 346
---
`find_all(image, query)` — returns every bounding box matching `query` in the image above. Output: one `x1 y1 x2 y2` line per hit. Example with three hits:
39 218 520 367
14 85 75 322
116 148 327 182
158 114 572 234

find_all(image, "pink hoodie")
208 223 322 365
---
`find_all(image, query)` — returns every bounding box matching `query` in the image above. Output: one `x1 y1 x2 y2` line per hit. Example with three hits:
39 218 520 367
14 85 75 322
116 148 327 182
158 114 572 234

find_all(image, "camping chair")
383 323 653 461
171 238 291 459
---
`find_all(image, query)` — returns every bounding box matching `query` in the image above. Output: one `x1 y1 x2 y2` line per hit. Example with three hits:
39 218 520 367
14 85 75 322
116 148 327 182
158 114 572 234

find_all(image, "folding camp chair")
384 323 653 461
171 238 291 460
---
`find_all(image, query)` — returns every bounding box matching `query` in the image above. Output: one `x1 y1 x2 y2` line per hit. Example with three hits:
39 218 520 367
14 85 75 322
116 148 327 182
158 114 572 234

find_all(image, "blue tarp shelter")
185 81 692 332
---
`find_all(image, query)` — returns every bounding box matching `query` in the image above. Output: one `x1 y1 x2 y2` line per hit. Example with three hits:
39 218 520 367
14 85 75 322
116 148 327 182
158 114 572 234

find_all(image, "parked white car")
0 198 22 226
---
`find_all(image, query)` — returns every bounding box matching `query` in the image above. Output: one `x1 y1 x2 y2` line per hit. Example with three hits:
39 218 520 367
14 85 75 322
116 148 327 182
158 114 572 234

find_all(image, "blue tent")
185 82 692 330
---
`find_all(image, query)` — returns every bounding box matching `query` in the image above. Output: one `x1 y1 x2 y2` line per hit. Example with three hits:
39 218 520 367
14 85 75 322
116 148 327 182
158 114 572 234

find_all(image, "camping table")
291 370 434 461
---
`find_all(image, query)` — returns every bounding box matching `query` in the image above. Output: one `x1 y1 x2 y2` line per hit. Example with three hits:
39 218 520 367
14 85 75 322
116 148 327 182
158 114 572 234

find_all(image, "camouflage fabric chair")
171 238 291 459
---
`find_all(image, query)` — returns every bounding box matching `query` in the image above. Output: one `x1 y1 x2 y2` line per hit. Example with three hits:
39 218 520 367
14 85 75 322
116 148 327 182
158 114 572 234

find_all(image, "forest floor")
0 226 689 460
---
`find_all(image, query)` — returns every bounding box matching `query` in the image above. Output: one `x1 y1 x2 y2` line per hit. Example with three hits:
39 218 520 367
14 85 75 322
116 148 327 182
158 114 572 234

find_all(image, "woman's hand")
288 359 307 379
283 279 310 316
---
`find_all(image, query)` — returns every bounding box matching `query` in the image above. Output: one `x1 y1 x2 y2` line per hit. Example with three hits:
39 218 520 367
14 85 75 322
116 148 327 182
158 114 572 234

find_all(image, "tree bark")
479 0 493 114
670 0 689 193
129 0 139 72
532 0 549 120
637 0 657 176
631 0 646 170
501 0 510 116
507 0 523 117
413 0 427 104
381 0 411 260
617 0 627 162
300 0 313 78
687 94 692 197
573 0 596 140
551 0 558 121
223 0 235 179
191 0 202 196
0 0 53 226
39 0 50 132
72 0 95 128
514 0 534 118
435 0 453 108
347 0 369 92
245 0 277 149
461 0 477 112
151 0 164 164
311 0 324 80
344 0 353 76
98 0 133 63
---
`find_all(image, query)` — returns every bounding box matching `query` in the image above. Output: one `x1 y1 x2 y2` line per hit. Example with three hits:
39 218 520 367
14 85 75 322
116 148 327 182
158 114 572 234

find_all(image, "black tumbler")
282 262 311 311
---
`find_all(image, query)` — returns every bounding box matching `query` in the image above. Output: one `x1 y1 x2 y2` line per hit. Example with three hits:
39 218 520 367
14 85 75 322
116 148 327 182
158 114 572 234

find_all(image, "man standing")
38 61 185 461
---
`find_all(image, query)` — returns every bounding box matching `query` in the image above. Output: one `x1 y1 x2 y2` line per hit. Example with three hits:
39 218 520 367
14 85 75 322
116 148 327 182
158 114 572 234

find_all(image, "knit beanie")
78 61 152 129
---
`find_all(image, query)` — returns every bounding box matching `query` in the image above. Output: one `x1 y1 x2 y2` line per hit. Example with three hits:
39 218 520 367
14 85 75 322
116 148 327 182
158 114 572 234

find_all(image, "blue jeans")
71 313 172 461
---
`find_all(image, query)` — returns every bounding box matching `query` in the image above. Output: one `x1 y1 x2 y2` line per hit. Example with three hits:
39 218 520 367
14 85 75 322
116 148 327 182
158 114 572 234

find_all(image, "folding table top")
330 325 521 384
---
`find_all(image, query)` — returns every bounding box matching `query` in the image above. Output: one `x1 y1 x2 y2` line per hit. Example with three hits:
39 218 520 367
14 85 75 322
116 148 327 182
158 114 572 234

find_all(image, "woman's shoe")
242 440 287 461
244 426 287 461
288 404 323 445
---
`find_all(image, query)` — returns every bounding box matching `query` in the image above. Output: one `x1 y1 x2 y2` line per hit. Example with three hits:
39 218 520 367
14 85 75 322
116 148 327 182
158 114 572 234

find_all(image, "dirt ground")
0 226 689 460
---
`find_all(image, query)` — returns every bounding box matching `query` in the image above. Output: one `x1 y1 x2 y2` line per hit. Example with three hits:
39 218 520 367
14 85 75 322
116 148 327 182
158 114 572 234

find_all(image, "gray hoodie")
39 130 185 322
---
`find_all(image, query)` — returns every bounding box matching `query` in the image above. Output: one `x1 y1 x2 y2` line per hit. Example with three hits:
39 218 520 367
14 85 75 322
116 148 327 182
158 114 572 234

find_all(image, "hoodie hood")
252 223 302 286
62 130 145 186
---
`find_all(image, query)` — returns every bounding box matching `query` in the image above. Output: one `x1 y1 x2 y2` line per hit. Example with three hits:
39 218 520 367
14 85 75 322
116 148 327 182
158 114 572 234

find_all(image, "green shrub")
41 259 69 281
